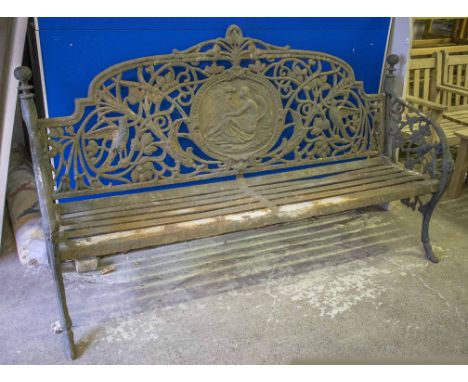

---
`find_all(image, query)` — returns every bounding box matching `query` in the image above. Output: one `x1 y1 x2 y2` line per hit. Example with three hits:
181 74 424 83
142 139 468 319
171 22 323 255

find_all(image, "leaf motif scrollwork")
387 96 452 179
42 25 384 198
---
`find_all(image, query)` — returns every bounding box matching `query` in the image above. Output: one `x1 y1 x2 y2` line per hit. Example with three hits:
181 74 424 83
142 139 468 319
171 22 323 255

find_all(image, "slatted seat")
57 157 438 260
15 26 453 359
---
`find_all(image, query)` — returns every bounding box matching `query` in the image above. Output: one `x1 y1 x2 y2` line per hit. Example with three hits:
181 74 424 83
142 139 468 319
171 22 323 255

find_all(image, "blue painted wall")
38 17 391 118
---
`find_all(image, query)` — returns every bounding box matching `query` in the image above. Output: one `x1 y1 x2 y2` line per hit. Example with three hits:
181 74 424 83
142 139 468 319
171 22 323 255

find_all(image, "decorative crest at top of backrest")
87 24 355 93
172 24 285 67
40 25 384 199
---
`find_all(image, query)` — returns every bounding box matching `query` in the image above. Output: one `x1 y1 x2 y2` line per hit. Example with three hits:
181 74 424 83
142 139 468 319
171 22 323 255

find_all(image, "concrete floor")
1 188 467 364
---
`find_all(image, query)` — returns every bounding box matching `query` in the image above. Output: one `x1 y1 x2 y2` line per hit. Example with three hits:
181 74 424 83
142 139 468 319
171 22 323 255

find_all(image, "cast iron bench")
15 25 453 359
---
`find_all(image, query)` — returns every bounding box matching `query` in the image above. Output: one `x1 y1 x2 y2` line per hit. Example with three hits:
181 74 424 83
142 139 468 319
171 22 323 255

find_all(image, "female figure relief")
208 85 265 147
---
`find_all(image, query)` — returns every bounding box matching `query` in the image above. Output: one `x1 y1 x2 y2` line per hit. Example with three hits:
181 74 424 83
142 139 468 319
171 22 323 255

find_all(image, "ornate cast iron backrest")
40 25 385 199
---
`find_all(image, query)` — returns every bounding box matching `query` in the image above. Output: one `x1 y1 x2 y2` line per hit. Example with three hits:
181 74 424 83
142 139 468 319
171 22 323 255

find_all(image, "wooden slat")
250 165 397 194
435 51 443 104
464 64 468 90
408 58 436 70
60 188 245 221
256 168 405 199
455 64 462 105
59 178 438 260
411 45 468 56
60 167 426 241
423 68 430 101
414 69 421 98
61 194 257 229
271 173 426 205
61 161 391 234
446 55 468 66
62 199 266 239
58 179 241 215
445 109 468 118
448 65 454 106
243 156 384 186
61 163 399 237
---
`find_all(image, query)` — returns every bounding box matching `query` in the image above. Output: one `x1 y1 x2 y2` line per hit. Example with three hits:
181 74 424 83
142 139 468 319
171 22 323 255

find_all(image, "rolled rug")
6 144 47 266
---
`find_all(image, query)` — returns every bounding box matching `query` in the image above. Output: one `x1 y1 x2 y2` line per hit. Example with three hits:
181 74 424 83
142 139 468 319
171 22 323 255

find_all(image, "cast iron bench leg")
48 240 76 360
421 195 440 263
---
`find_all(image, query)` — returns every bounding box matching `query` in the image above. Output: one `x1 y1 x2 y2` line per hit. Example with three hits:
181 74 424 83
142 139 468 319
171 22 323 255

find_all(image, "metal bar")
14 66 76 360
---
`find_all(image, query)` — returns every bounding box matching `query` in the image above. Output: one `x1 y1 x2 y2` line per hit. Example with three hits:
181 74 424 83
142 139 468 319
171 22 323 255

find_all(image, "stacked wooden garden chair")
406 45 468 146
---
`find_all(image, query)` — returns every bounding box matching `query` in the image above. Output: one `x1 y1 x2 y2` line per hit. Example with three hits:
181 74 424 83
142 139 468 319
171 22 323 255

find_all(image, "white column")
0 17 28 243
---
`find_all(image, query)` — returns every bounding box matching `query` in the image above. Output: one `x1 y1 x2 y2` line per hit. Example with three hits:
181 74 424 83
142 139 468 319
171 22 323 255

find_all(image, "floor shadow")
63 209 418 325
439 189 468 226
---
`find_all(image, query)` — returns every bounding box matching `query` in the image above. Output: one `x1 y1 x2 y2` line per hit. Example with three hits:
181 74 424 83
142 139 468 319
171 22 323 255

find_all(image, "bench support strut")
15 67 76 359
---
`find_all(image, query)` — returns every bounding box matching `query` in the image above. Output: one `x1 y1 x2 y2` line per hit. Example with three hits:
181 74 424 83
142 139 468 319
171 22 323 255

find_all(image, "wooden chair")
406 47 468 145
412 18 468 48
447 128 468 198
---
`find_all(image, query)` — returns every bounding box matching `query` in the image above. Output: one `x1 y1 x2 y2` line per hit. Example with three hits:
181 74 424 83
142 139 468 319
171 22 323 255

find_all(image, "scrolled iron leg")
421 195 439 263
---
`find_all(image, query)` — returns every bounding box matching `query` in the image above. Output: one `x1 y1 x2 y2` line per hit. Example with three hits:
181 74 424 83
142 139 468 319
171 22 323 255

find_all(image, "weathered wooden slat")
60 188 246 221
59 178 438 260
61 198 266 239
60 156 384 219
243 156 384 186
61 165 402 230
61 161 397 228
60 165 427 240
271 173 426 205
250 165 397 193
257 168 405 199
61 163 392 225
62 194 259 231
59 156 383 217
60 172 427 240
58 179 241 215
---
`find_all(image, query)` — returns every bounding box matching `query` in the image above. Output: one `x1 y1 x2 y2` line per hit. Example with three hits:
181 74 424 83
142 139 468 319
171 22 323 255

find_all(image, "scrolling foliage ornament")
43 25 384 198
387 95 454 211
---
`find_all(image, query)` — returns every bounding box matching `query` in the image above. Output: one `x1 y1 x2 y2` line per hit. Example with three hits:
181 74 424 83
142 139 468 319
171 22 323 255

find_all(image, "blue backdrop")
38 17 391 118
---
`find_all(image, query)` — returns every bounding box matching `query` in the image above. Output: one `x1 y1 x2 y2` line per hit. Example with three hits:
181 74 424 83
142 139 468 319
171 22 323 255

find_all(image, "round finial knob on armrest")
14 66 32 82
386 54 399 67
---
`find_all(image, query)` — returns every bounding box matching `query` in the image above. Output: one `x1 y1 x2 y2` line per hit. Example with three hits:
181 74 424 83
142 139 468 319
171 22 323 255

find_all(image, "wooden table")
447 128 468 198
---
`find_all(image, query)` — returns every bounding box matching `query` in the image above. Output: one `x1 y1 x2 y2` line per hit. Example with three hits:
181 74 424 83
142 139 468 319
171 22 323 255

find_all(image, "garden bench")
15 25 453 359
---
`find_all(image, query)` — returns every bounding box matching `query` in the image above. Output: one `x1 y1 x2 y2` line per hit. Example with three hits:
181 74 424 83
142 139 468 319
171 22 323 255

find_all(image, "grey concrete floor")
1 188 467 364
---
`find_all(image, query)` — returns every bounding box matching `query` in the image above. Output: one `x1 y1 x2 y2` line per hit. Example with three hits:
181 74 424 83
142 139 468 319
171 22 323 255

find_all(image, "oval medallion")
190 70 283 163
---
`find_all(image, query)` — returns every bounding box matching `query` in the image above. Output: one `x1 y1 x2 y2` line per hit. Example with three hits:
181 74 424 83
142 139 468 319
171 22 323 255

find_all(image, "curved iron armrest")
384 89 454 263
386 93 454 196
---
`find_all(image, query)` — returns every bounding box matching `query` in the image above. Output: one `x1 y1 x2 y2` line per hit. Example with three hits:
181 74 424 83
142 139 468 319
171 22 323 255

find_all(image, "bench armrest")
405 96 447 112
385 93 454 199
